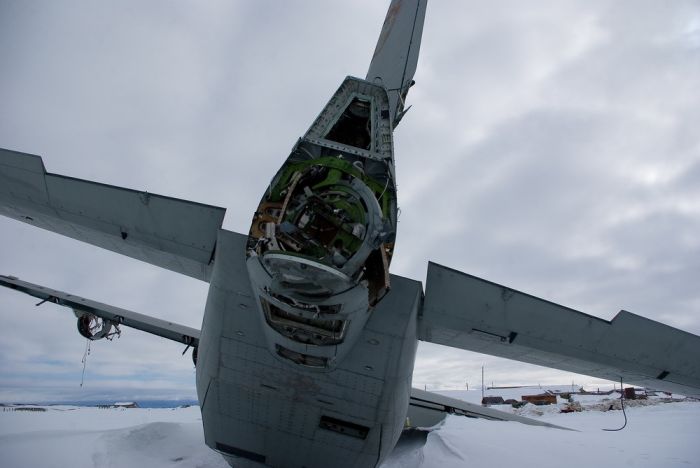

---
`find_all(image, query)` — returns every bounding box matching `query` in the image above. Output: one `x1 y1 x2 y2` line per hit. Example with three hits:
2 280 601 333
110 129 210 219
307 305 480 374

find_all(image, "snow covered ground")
1 392 698 468
0 406 226 468
387 391 700 468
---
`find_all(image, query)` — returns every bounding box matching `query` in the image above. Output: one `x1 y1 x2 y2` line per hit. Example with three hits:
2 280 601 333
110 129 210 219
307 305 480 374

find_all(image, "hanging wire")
80 339 91 387
603 377 628 431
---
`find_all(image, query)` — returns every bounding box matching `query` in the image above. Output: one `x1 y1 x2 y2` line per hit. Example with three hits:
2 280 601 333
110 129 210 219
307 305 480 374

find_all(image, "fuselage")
194 77 422 468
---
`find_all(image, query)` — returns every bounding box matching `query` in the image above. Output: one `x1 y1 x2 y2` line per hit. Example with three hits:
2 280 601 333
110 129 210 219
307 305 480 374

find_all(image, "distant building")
114 402 139 408
481 396 505 405
521 394 557 405
97 402 139 409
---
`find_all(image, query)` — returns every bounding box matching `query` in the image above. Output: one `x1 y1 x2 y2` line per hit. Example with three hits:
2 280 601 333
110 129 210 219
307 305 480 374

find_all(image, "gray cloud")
1 0 698 399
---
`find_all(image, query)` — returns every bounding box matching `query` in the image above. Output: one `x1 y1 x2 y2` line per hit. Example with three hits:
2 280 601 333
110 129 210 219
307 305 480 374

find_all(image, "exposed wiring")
603 377 628 431
378 177 390 201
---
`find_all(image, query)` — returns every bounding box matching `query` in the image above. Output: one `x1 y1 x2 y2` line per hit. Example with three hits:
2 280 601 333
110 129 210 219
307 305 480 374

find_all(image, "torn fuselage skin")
246 77 397 370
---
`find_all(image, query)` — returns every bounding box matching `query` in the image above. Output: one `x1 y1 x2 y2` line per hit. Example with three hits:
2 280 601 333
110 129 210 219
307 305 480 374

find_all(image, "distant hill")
1 400 199 408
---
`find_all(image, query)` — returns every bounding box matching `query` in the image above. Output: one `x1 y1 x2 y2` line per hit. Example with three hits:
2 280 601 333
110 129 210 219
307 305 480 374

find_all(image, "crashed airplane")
1 1 699 467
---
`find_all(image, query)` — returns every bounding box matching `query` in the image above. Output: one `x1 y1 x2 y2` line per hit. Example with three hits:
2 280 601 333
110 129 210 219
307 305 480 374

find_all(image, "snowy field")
389 389 700 468
1 393 698 468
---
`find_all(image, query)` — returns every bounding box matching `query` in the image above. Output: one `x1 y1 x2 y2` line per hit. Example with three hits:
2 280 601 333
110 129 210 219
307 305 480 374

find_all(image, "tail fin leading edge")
366 0 428 127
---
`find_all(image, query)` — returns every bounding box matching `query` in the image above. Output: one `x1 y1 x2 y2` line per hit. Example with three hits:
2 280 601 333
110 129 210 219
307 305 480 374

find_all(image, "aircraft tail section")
0 148 225 281
367 0 428 127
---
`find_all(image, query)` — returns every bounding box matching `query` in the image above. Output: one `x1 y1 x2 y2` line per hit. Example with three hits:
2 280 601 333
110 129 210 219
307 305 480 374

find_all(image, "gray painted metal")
419 262 700 398
0 275 199 346
196 230 423 468
366 0 427 126
0 148 226 282
408 388 574 430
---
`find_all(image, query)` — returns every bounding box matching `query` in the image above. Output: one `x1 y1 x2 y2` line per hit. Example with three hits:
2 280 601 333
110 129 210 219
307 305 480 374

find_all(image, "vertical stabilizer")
366 0 427 127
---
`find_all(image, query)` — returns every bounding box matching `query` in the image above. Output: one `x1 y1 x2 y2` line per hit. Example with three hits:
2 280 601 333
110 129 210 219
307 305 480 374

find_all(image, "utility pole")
481 365 485 403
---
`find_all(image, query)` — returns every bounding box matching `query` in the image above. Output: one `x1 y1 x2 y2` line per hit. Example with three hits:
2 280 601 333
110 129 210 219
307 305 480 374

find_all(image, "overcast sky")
1 0 699 402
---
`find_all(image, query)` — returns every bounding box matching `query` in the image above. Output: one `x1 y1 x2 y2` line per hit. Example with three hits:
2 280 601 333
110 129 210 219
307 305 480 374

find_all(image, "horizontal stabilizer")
409 388 573 430
0 148 225 281
0 275 199 346
419 262 700 398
